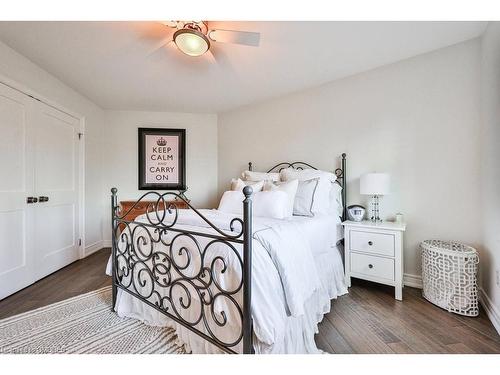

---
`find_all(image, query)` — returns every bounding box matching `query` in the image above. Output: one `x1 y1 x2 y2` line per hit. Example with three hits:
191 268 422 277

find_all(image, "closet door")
33 102 80 280
0 84 35 300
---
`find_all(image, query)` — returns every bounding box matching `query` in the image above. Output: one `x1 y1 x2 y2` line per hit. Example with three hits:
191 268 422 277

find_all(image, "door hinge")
78 132 83 140
78 239 82 246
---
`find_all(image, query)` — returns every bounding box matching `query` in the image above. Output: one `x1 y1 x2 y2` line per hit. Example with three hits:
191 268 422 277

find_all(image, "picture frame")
138 128 186 190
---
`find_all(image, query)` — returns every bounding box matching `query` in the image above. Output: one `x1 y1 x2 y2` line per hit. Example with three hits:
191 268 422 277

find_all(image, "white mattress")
107 210 347 354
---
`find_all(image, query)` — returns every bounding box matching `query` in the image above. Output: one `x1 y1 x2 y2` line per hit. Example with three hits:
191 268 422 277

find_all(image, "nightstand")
342 220 407 300
119 199 190 231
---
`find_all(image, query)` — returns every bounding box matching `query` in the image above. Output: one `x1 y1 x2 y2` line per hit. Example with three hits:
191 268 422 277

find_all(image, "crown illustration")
156 137 167 146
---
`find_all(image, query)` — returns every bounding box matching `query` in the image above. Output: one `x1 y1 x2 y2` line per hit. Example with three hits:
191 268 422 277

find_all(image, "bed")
108 154 347 354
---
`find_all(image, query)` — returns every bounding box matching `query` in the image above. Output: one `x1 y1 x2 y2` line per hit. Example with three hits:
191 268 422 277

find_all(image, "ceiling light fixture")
164 21 261 57
173 27 210 57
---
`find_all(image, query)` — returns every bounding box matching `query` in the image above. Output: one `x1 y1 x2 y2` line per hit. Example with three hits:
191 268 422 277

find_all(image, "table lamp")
360 173 390 222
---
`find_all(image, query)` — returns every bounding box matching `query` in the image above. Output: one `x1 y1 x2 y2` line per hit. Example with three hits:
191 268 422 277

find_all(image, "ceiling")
0 21 487 113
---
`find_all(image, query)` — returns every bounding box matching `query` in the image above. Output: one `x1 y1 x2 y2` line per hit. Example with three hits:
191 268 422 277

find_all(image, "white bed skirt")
110 243 347 354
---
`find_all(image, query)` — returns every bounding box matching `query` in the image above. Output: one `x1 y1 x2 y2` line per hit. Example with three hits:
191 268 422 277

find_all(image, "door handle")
26 197 38 204
39 196 49 202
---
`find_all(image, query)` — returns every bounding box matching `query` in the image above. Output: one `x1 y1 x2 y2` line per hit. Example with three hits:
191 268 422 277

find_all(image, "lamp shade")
360 173 390 195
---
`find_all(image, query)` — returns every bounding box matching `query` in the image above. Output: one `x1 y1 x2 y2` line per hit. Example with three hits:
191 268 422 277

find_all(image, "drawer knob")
368 241 373 246
368 264 374 269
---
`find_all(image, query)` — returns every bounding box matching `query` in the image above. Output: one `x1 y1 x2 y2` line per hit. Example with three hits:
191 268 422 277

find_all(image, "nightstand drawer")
350 252 395 281
350 230 395 257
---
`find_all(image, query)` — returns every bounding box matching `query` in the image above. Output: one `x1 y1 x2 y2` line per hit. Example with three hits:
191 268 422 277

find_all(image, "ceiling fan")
161 21 260 57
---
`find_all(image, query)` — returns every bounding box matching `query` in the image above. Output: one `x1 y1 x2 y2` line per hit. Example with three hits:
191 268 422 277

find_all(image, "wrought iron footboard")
110 153 347 354
110 186 254 354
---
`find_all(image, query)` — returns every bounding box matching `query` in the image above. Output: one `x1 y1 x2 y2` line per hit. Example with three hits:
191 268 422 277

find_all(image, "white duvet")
106 209 347 354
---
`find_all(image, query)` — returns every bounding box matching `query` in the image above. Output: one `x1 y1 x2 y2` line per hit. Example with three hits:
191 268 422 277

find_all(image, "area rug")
0 286 187 354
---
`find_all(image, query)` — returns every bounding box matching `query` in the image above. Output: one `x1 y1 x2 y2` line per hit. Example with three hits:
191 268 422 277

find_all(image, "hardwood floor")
316 279 500 354
0 248 111 319
1 248 499 354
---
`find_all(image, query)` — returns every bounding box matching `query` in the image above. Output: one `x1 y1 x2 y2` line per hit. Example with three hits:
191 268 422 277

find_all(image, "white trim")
84 241 104 257
479 288 500 335
78 117 86 259
403 273 423 288
83 240 112 258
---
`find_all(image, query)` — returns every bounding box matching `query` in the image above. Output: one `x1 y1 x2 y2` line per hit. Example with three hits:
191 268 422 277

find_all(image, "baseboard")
83 241 105 257
479 288 500 335
84 240 111 257
403 273 423 289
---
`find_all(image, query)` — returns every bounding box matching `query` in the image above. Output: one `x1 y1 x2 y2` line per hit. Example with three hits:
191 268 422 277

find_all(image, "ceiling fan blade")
204 49 218 65
208 29 260 47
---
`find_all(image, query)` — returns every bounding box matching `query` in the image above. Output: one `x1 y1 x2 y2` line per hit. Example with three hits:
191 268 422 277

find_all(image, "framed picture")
138 128 186 190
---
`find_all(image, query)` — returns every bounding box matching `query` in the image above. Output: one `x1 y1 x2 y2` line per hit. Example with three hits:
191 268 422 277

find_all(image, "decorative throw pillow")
230 178 264 192
292 178 320 217
263 179 299 217
280 168 336 214
241 170 280 182
218 190 289 219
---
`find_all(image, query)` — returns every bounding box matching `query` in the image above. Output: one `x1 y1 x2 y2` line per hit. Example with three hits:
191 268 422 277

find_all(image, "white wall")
101 110 218 240
0 40 105 254
218 39 482 279
480 23 500 330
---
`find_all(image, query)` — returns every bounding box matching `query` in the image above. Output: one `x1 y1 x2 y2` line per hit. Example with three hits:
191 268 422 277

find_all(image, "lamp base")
370 195 382 222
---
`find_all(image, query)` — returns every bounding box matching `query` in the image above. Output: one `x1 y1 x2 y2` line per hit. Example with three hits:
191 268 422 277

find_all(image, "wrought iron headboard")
248 153 347 221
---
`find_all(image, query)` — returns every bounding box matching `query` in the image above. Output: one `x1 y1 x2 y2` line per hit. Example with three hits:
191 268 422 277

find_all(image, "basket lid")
421 240 477 256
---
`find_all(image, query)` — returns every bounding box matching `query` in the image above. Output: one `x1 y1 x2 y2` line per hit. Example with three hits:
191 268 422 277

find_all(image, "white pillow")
280 168 336 214
218 191 244 215
293 178 319 217
218 190 289 219
230 178 264 192
329 182 343 217
263 179 299 217
242 170 280 182
280 167 337 183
